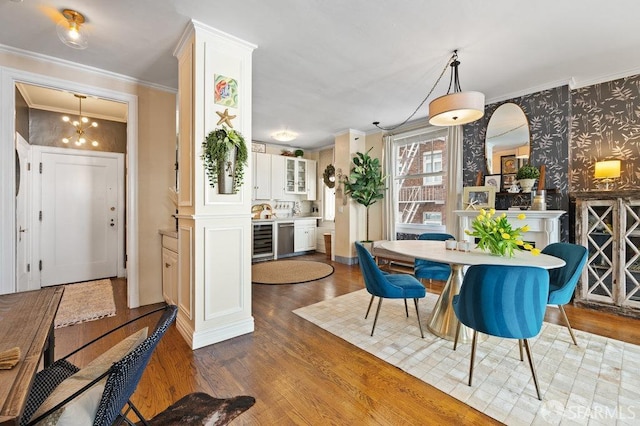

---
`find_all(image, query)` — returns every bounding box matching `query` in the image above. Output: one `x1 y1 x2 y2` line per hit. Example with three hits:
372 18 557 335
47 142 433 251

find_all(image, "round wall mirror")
485 103 530 174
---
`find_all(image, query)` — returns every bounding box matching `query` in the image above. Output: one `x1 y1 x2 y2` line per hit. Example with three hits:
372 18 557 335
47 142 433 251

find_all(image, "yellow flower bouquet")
465 209 540 257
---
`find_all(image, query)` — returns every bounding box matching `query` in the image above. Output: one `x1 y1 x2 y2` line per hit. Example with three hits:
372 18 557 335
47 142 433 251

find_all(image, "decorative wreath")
323 164 336 188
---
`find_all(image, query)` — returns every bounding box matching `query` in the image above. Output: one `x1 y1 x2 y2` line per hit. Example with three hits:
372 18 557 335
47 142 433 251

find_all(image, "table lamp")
594 160 620 190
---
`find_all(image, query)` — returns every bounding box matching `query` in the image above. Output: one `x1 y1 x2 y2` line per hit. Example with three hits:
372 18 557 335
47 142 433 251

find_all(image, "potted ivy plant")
343 148 387 242
201 126 248 194
515 163 540 193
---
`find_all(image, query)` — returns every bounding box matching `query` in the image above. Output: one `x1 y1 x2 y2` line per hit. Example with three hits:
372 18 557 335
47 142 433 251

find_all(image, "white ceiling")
3 0 640 149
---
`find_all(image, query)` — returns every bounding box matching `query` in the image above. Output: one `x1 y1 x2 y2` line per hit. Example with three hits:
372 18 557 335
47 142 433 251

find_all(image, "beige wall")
1 51 176 305
365 131 384 242
136 85 176 305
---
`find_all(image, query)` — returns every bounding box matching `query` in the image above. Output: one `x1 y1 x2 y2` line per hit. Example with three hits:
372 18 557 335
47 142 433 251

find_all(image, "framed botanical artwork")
484 174 501 191
463 186 496 210
501 154 517 175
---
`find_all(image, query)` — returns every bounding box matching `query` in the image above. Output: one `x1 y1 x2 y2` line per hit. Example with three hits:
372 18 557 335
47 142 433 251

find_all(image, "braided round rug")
252 260 334 284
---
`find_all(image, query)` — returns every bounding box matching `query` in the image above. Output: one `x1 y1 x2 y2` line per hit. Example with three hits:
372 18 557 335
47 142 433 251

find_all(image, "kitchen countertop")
252 215 322 223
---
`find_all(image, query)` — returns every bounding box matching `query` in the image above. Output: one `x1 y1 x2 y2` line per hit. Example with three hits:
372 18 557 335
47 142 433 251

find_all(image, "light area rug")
54 279 116 328
294 289 640 425
252 260 334 284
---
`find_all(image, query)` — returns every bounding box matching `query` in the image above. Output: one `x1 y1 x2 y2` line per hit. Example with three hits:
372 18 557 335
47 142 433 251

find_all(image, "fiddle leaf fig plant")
343 148 387 242
201 126 249 194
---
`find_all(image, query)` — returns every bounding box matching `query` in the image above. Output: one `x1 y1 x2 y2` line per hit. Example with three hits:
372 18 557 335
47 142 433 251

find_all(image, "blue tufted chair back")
355 241 405 298
541 243 588 305
414 233 454 281
453 264 549 339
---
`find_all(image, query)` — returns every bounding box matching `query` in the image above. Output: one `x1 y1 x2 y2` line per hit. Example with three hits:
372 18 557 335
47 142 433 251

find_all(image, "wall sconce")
594 160 621 190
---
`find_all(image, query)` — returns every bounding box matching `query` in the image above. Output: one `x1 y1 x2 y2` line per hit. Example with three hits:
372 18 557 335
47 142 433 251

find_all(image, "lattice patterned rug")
294 290 640 425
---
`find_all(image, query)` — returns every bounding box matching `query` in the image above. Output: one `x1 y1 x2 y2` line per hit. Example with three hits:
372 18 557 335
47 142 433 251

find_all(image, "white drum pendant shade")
428 91 485 126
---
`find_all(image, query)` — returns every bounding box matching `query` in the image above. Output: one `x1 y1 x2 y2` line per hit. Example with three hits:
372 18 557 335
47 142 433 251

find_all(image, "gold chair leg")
365 295 374 319
523 339 542 400
558 305 578 346
413 298 424 338
371 298 383 336
468 330 478 386
453 321 461 351
404 299 409 317
519 339 524 361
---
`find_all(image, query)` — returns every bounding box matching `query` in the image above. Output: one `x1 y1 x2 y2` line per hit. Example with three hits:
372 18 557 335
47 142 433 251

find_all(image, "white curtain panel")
382 134 396 240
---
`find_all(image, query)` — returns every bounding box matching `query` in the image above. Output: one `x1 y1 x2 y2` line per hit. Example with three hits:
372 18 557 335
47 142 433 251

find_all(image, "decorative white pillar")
173 21 257 349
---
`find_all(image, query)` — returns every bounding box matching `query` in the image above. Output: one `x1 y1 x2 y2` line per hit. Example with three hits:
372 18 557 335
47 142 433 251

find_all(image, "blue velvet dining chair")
452 264 549 400
414 233 454 283
355 241 426 338
541 242 589 345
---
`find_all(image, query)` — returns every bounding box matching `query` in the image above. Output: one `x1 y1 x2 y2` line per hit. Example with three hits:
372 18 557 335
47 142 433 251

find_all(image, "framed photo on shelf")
463 186 496 210
501 154 517 175
484 174 501 190
502 173 517 191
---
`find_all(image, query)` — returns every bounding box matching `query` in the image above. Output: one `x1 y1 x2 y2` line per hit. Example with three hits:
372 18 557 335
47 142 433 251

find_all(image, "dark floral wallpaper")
462 86 571 241
570 74 640 190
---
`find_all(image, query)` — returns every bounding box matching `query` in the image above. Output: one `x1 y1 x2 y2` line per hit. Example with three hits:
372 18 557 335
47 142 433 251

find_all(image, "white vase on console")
517 178 536 193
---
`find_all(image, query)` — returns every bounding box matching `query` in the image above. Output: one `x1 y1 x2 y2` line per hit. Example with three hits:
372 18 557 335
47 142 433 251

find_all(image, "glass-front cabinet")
285 158 307 194
573 191 640 316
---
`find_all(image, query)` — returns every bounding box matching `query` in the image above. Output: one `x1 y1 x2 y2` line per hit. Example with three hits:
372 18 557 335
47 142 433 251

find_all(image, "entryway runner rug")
294 289 640 425
252 260 334 284
54 279 116 328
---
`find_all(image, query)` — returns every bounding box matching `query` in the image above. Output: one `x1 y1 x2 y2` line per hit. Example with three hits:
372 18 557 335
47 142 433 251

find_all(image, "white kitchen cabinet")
271 155 286 200
306 159 317 201
161 234 178 305
252 152 271 200
294 219 317 252
285 158 307 194
573 191 640 316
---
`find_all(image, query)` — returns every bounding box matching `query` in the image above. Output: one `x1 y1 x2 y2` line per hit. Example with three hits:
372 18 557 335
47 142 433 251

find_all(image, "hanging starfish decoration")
216 108 236 128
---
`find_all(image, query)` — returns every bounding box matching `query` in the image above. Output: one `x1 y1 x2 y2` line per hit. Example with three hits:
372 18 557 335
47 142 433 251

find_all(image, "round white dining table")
379 240 566 343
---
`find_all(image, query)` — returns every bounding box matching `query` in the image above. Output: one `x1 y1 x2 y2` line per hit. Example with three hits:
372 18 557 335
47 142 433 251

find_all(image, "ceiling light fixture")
373 50 484 131
62 94 99 147
271 130 297 142
56 9 89 50
428 51 485 126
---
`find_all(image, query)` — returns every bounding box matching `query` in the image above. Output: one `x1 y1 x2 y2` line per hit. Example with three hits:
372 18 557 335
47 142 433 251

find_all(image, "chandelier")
62 94 99 147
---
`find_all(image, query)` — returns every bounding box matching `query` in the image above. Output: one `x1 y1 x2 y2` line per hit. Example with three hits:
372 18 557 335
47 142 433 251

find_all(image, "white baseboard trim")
191 317 255 350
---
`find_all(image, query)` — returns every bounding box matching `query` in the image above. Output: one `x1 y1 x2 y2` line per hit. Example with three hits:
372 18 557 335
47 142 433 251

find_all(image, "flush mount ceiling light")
428 51 485 126
373 50 484 130
271 130 297 142
62 94 99 147
56 9 89 50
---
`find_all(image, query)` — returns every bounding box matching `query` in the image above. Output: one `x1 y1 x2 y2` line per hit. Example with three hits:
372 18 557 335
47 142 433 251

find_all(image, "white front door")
15 133 31 291
39 149 122 286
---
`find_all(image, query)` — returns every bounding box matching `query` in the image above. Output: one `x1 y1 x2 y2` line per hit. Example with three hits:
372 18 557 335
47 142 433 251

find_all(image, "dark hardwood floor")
54 253 640 425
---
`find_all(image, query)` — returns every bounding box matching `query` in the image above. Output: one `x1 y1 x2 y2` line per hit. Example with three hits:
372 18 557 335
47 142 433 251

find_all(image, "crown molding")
0 43 176 94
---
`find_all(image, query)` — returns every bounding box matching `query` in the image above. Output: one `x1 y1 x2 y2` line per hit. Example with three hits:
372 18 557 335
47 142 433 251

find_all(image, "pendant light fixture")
373 50 484 131
62 94 99 147
428 50 485 126
57 9 89 50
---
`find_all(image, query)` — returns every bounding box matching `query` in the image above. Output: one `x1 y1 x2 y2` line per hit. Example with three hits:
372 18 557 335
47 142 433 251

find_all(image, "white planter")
518 178 536 193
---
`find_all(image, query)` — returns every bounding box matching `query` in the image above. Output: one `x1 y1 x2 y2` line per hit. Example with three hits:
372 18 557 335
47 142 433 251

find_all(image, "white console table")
455 209 565 249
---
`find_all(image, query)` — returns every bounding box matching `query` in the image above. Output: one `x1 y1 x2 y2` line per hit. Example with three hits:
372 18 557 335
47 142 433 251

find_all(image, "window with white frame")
422 150 443 186
392 127 448 232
